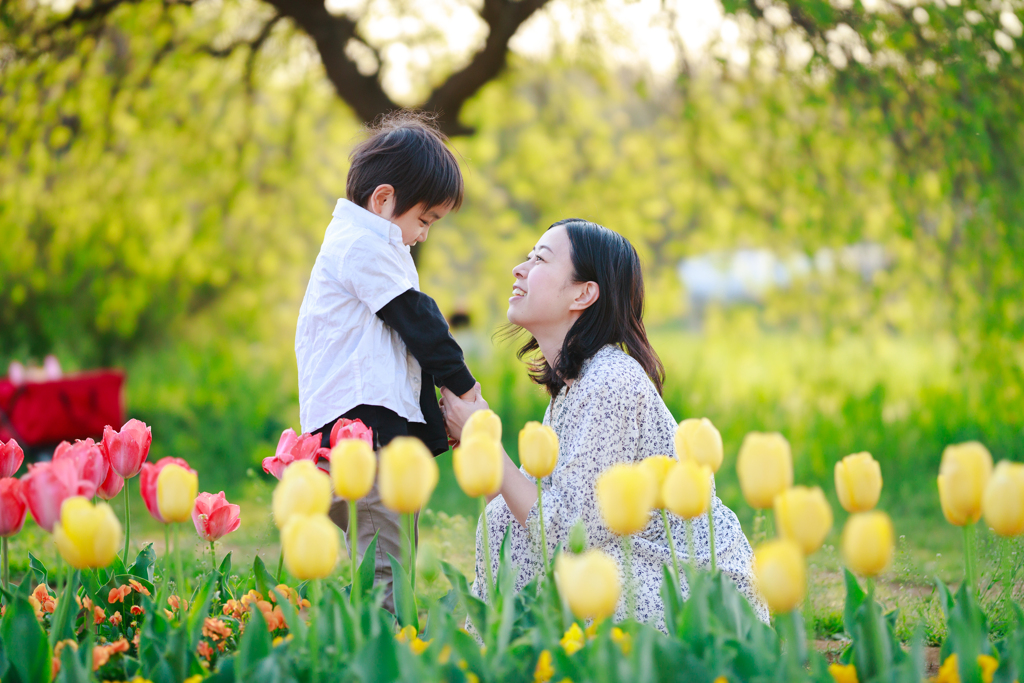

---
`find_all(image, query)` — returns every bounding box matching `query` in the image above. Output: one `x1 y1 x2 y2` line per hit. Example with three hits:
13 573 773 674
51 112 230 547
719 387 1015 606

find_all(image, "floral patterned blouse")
470 345 769 629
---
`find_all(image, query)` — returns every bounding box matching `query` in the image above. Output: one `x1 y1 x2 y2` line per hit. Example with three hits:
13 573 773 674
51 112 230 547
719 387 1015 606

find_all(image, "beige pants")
329 475 418 615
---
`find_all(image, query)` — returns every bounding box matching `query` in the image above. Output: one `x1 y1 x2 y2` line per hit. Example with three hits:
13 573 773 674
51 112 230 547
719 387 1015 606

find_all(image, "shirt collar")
333 199 407 250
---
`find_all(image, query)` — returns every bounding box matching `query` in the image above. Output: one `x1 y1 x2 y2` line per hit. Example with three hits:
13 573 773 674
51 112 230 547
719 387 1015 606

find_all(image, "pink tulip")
0 478 28 537
21 459 83 532
102 419 152 479
0 439 24 478
191 491 241 542
329 418 374 449
53 438 107 494
261 428 330 480
139 457 195 523
97 460 125 500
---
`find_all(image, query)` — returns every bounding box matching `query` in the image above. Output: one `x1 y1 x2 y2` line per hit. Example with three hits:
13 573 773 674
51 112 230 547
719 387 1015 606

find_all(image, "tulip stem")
2 537 8 591
276 549 284 584
621 536 634 620
406 512 417 593
537 478 549 574
963 523 977 597
660 510 681 590
349 502 361 610
686 520 695 568
122 478 132 566
480 496 493 605
310 579 321 683
708 505 717 574
173 523 186 609
209 541 216 573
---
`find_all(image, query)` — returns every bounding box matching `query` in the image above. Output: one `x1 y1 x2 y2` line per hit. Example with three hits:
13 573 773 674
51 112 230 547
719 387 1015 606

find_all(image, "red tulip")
139 457 195 523
0 478 28 537
53 439 107 494
21 459 83 532
261 429 330 480
330 418 374 449
0 439 24 478
102 419 152 479
97 461 125 500
191 491 241 542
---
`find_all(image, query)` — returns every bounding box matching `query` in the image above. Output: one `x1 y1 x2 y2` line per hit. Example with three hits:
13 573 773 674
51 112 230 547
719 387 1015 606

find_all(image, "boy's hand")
458 382 482 403
440 384 487 443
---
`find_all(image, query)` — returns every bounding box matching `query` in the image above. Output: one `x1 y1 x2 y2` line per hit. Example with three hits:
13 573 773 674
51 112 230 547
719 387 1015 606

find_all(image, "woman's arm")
440 387 538 525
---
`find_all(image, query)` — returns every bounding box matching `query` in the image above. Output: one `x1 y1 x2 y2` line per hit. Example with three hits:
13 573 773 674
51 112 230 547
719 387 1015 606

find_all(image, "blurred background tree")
1 0 1021 523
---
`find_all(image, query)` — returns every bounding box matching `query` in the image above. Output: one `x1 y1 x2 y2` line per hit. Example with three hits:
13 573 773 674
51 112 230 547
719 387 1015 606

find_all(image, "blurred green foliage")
1 0 1021 511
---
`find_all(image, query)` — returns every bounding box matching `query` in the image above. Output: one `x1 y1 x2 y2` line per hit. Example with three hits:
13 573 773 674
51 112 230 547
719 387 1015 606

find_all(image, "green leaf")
357 531 380 601
56 630 92 683
387 553 418 631
494 531 516 657
843 569 867 637
252 556 277 599
129 543 157 583
48 569 80 646
0 591 51 683
351 629 400 683
186 574 217 649
235 603 272 680
441 561 487 637
27 553 48 587
219 550 233 578
660 564 682 637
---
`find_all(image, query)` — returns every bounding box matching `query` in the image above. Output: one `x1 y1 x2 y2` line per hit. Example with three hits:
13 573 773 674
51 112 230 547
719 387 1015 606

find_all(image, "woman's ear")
368 184 395 217
570 281 600 312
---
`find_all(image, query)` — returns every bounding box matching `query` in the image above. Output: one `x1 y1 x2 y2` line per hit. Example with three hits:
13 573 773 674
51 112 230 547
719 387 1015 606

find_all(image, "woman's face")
508 226 587 333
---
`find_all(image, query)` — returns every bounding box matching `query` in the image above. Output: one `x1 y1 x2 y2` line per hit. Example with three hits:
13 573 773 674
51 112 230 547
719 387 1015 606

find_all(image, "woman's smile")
510 283 527 303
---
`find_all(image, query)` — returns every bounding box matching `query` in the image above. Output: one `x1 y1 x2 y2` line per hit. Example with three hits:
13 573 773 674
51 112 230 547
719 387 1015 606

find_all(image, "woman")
441 219 768 629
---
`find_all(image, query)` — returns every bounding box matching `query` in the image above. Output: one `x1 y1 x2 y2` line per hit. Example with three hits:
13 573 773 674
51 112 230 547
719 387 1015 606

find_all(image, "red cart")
0 371 125 454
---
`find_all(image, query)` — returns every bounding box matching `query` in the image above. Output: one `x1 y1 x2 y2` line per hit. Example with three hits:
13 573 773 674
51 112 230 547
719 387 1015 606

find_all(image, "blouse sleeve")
524 374 650 557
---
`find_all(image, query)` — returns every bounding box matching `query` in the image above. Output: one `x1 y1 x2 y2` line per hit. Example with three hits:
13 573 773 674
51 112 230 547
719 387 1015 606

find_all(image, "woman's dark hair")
347 111 464 217
517 219 665 397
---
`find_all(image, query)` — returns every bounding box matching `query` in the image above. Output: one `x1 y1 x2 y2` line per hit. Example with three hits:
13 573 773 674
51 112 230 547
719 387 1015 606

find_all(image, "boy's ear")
368 184 395 217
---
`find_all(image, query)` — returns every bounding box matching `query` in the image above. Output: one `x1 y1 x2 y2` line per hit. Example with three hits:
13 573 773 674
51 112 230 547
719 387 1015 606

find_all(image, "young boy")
295 113 477 611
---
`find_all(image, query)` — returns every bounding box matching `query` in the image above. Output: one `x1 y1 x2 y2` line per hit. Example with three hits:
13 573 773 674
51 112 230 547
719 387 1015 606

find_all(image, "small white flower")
994 29 1015 51
913 7 930 24
965 10 984 25
1000 11 1023 38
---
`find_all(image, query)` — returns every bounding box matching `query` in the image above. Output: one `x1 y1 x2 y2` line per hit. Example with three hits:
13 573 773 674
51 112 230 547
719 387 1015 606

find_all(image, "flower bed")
0 415 1021 683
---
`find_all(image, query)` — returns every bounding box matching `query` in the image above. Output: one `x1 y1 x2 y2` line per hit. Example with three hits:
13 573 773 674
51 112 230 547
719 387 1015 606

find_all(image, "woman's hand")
440 383 487 443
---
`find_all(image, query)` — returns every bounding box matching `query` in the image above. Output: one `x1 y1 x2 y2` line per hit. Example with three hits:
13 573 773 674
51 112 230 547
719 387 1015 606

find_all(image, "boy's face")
369 184 452 246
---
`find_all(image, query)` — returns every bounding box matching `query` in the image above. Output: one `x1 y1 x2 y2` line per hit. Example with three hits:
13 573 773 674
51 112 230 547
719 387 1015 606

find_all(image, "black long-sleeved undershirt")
315 288 474 456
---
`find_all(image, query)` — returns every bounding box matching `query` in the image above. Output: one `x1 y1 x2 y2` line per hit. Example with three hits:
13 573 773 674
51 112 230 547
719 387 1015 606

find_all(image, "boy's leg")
329 467 418 615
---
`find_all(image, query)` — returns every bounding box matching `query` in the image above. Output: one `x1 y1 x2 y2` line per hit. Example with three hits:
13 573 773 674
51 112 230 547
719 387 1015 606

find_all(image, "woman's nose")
512 261 528 279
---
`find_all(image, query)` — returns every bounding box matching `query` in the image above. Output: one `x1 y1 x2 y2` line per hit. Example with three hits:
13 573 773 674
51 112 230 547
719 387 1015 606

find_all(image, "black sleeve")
376 288 476 396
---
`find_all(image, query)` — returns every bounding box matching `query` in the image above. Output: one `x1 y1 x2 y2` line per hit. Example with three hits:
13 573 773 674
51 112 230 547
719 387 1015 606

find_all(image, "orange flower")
255 600 285 631
108 585 132 603
28 595 44 619
203 617 234 641
167 595 189 611
197 641 215 660
53 639 79 677
109 611 123 627
240 590 262 608
92 638 129 670
76 595 95 611
93 606 106 624
128 579 150 596
222 599 245 619
130 605 144 616
32 584 57 613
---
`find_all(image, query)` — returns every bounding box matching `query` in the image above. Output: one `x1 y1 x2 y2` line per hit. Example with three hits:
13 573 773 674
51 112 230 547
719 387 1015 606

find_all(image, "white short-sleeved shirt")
295 199 424 433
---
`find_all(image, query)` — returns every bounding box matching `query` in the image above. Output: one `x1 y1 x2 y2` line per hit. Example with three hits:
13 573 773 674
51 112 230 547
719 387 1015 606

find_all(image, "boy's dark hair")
347 111 464 217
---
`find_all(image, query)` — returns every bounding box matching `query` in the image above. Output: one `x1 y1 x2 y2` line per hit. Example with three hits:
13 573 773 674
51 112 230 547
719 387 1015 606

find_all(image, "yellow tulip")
828 663 859 683
554 550 620 620
519 422 559 479
379 437 439 513
834 452 883 513
462 409 502 443
53 497 121 569
594 463 657 535
774 486 833 556
272 460 332 529
752 538 806 613
330 439 376 501
841 511 895 577
982 461 1024 537
156 463 199 524
662 459 712 520
736 432 793 509
453 434 504 498
937 441 993 526
281 513 338 580
674 418 724 473
640 455 677 509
